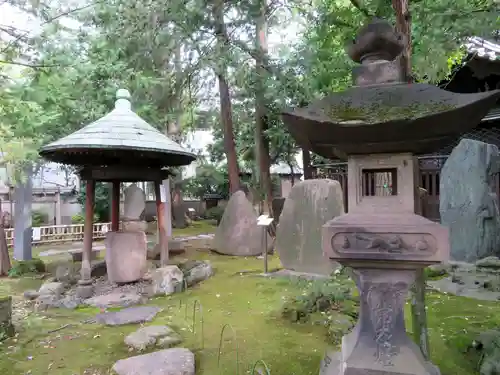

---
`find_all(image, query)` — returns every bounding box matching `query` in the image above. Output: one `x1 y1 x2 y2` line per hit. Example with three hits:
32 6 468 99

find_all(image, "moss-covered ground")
0 220 497 375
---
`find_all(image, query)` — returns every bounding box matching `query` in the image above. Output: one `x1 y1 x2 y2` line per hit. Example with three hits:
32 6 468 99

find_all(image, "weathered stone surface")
123 183 146 220
0 297 14 339
85 292 144 309
55 263 80 284
275 179 344 275
214 190 272 256
23 290 39 300
112 348 194 375
94 306 161 326
476 256 500 269
147 240 185 260
440 139 500 262
152 266 184 295
125 325 182 351
38 282 65 296
106 231 148 284
180 260 214 287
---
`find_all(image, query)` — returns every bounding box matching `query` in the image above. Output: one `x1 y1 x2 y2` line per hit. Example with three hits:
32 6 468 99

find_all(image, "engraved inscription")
330 232 436 256
366 282 408 366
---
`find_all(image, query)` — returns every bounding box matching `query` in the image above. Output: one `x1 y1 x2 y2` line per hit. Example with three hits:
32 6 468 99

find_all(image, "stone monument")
275 179 344 275
282 18 500 375
106 183 148 283
440 139 500 262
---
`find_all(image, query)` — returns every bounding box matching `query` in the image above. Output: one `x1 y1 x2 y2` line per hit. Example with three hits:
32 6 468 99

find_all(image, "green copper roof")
39 89 196 167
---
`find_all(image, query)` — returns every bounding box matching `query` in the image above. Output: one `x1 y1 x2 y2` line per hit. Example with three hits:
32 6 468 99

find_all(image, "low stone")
90 260 107 278
85 292 144 309
94 305 162 326
56 296 83 309
125 325 181 351
55 263 79 284
35 294 60 311
23 290 39 300
473 330 500 375
76 282 94 299
152 266 184 296
326 312 355 345
147 240 186 260
38 282 65 296
112 348 194 375
69 248 101 262
476 256 500 269
180 260 214 287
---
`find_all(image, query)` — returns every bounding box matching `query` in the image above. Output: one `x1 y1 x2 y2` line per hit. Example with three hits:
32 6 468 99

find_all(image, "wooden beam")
79 166 172 182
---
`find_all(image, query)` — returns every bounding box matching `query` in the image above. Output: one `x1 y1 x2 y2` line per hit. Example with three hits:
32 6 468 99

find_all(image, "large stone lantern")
282 19 500 375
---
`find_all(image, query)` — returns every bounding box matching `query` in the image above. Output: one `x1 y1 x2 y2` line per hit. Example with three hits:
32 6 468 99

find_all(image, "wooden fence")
5 222 111 247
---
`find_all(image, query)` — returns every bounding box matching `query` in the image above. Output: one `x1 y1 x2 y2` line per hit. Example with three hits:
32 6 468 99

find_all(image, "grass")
0 220 496 375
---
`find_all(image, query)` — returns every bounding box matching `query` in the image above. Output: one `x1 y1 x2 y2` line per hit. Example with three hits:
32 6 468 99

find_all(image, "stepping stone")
125 325 182 351
112 348 194 375
84 292 144 309
94 306 162 326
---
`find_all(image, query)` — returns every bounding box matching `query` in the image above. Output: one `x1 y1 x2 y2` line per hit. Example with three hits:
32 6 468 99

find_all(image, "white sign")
32 227 41 241
160 185 168 202
188 208 195 212
102 224 109 234
257 214 274 227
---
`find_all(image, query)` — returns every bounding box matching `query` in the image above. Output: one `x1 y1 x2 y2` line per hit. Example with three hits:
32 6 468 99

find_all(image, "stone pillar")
155 180 169 266
111 180 120 231
322 154 448 375
77 179 95 299
55 188 62 225
13 165 33 261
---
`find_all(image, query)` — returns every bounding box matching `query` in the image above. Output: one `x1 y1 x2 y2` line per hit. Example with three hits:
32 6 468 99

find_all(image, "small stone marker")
94 305 161 326
112 348 195 375
32 227 41 241
214 191 272 256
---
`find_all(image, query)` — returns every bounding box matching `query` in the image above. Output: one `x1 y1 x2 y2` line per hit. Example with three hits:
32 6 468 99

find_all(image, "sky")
1 1 303 180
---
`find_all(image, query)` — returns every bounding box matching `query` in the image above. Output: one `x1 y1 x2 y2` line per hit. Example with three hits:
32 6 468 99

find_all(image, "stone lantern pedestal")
281 18 500 375
321 154 448 375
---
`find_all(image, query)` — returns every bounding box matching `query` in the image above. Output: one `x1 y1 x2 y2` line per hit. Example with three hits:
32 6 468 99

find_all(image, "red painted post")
154 181 168 266
82 179 95 280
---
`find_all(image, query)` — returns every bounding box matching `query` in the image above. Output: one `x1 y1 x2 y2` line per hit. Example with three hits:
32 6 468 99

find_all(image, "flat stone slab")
265 269 330 281
125 325 182 351
39 245 105 257
94 306 162 326
112 348 195 375
428 276 500 301
85 292 144 309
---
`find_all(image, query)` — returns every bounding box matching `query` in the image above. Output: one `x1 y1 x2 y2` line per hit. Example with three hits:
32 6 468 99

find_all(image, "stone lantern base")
320 268 440 375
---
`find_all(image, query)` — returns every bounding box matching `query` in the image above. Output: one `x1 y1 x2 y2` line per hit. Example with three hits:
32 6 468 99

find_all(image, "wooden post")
82 180 95 280
154 181 169 266
111 180 120 231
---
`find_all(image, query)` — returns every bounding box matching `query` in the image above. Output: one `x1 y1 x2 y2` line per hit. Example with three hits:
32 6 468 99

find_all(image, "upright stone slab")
275 179 344 275
440 139 500 262
14 164 33 260
214 190 271 256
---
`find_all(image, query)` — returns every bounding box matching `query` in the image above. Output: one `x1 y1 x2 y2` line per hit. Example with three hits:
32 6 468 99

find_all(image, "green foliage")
77 182 110 223
280 273 356 323
31 210 48 226
71 213 99 224
8 258 46 278
204 206 225 224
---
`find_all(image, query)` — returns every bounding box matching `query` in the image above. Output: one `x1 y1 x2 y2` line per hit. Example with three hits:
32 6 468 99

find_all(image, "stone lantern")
282 19 500 375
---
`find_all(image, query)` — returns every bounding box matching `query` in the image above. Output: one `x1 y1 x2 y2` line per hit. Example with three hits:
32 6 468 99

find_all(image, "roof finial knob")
115 89 132 110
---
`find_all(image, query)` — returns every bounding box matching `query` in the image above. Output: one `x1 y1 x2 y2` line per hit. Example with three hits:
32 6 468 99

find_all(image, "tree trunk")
254 0 273 214
302 148 313 179
214 0 240 194
392 0 412 83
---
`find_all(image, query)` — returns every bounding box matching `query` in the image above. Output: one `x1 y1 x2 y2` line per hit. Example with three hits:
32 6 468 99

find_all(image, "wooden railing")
5 222 111 247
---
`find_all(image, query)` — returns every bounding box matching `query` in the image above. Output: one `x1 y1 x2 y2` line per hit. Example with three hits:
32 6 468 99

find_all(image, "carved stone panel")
331 232 437 256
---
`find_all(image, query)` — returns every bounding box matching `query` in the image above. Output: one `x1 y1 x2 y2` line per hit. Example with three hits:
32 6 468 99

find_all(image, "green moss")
325 102 456 124
8 258 46 278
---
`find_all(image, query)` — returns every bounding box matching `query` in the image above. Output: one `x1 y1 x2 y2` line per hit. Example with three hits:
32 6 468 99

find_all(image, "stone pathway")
112 348 195 375
125 325 182 350
94 306 162 326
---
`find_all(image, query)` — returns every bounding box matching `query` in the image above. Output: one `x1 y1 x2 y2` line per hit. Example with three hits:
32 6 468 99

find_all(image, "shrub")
71 213 100 224
32 210 48 226
8 258 46 278
204 206 225 224
280 273 355 323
